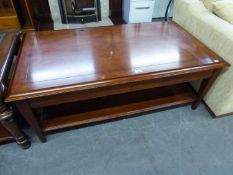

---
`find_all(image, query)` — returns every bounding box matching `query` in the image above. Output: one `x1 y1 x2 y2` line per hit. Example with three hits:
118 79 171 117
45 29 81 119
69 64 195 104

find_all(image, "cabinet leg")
15 101 47 143
192 70 221 110
0 103 30 149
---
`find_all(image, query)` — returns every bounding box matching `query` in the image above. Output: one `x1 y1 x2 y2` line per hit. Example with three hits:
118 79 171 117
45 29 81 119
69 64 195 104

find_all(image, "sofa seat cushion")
213 1 233 24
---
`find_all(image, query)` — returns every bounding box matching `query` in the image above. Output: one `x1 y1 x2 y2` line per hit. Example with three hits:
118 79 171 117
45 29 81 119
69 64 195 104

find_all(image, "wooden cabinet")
0 0 54 31
13 0 36 30
29 0 53 30
0 0 36 31
0 0 20 29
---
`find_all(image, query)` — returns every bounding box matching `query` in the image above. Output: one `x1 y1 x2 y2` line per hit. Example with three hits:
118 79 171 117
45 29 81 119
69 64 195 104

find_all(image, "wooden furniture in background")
13 0 36 31
0 0 36 31
110 0 122 17
58 0 101 24
0 0 123 31
109 0 123 24
0 0 20 29
5 22 229 143
28 0 53 30
0 29 30 149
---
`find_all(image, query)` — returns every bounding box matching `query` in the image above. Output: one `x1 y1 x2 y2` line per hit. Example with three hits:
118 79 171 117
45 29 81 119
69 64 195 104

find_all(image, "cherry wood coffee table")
5 22 229 142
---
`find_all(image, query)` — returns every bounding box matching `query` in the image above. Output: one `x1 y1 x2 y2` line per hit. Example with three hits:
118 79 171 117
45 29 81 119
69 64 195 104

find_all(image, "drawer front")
129 1 155 23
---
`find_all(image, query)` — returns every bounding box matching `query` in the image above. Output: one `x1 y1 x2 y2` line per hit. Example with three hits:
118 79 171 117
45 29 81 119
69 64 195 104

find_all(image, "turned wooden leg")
192 70 221 110
0 102 30 149
15 101 47 143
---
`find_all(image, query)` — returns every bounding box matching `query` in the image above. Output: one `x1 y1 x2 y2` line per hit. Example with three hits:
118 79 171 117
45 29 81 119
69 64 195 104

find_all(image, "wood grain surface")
5 22 229 102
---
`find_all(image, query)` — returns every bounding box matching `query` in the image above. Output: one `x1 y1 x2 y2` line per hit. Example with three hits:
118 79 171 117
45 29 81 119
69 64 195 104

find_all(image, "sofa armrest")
173 0 233 116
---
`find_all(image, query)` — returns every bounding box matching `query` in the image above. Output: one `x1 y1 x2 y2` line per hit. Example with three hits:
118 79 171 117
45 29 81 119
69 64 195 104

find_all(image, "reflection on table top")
6 22 228 101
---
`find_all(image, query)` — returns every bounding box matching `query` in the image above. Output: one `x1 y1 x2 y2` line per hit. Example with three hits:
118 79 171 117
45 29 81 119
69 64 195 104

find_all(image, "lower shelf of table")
41 83 196 132
0 125 14 143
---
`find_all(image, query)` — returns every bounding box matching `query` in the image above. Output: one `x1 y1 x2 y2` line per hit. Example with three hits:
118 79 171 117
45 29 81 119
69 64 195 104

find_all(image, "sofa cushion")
202 0 223 11
212 1 233 24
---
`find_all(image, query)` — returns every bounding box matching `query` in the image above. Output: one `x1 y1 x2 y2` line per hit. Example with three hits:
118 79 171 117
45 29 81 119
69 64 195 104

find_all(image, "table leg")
0 101 30 149
192 70 221 110
15 101 47 143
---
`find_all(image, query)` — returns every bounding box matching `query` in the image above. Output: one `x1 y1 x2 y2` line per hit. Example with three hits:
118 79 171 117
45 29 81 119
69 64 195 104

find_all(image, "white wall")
100 0 110 18
153 0 173 18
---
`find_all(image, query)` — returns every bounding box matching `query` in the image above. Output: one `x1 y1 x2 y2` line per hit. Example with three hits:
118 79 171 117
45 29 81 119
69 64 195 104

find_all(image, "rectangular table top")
6 22 229 102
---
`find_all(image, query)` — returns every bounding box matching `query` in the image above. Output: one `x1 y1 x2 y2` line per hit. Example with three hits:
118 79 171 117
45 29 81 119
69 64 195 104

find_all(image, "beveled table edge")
5 62 229 102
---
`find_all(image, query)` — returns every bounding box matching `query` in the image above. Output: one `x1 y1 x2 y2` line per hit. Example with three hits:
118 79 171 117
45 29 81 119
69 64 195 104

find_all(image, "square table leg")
192 69 221 110
15 101 47 143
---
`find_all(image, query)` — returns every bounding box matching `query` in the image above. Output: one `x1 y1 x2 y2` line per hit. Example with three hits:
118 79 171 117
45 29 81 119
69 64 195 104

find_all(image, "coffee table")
5 22 229 143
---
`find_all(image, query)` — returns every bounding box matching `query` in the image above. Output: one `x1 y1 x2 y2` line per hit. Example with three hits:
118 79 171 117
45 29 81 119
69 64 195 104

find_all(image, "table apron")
29 69 214 108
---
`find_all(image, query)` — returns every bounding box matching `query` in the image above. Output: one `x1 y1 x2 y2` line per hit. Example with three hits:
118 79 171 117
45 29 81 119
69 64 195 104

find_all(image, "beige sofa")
173 0 233 117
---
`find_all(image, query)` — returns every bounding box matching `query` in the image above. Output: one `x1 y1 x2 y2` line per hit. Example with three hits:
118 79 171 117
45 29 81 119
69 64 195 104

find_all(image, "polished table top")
6 22 228 102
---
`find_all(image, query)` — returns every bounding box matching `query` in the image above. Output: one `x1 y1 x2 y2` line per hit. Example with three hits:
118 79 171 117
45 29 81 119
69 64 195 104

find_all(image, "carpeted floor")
1 104 233 175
